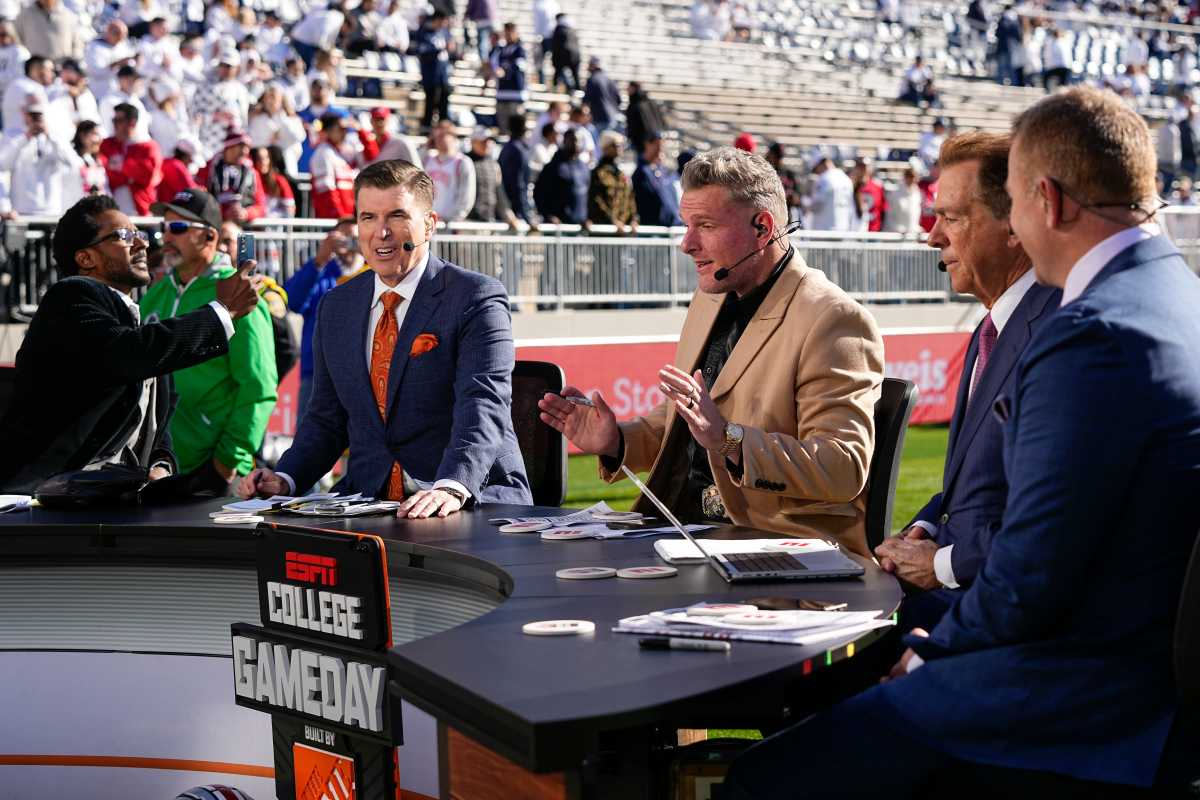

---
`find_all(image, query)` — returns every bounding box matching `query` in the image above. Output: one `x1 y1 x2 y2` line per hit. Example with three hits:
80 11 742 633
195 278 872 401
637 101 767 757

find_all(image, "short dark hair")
113 102 138 122
509 114 527 138
319 112 343 131
54 194 119 277
24 55 49 76
353 159 434 212
72 119 99 155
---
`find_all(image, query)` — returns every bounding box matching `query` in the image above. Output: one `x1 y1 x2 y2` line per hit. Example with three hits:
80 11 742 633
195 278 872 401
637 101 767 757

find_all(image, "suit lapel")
944 323 980 479
709 261 806 401
943 284 1055 490
385 256 445 415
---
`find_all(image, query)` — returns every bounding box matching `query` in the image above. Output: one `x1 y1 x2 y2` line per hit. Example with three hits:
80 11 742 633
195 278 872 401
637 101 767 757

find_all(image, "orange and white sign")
293 742 355 800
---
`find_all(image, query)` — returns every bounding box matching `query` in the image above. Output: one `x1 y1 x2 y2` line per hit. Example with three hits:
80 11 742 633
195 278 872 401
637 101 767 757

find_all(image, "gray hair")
681 147 788 230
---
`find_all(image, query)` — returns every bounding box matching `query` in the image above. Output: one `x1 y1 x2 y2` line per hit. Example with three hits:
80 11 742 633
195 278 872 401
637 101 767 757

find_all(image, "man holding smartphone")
139 189 278 494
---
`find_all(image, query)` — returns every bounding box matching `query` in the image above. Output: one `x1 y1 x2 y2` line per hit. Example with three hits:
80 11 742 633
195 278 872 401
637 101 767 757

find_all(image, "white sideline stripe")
514 327 967 348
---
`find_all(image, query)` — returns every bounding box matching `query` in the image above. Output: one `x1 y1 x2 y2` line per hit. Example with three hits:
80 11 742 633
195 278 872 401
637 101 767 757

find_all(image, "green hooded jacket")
140 254 278 475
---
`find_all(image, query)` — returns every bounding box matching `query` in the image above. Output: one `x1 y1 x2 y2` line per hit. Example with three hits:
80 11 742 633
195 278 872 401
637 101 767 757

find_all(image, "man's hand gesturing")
537 387 621 458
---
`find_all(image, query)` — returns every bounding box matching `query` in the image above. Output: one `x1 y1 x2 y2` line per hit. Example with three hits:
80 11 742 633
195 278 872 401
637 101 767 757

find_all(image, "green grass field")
564 425 950 535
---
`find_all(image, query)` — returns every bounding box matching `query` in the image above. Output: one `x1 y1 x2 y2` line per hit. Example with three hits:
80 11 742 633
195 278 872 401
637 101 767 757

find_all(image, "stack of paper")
489 501 628 526
614 603 894 647
654 538 837 564
0 495 32 513
214 493 401 517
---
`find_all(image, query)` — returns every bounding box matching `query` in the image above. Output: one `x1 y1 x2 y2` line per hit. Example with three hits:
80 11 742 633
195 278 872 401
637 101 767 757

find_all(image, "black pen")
638 637 731 652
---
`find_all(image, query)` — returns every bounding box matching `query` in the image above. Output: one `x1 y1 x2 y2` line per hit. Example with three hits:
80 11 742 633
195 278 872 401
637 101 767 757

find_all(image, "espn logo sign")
285 551 338 586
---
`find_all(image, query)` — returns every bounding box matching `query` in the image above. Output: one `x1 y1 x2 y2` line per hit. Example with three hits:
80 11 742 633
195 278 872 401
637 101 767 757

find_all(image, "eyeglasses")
162 220 210 235
81 227 149 249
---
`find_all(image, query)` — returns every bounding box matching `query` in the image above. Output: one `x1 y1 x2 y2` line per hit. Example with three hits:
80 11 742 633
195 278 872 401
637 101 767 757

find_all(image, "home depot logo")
285 551 338 587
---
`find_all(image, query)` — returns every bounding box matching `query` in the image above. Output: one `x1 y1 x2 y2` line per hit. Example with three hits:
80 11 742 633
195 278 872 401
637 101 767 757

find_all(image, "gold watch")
718 422 744 457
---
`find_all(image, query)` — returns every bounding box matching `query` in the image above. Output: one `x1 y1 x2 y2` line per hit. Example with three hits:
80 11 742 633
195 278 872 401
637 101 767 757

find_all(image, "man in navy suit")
724 87 1200 796
239 159 532 517
874 132 1060 629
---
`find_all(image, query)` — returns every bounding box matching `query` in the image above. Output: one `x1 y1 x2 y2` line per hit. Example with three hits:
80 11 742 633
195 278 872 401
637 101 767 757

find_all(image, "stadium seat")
510 360 567 507
865 377 918 551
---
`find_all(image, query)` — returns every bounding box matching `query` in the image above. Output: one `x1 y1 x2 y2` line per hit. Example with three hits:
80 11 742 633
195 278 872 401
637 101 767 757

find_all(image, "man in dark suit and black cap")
0 194 261 492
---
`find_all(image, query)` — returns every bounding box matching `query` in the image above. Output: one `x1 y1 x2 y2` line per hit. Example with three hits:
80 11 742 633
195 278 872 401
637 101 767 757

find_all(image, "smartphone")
236 232 255 270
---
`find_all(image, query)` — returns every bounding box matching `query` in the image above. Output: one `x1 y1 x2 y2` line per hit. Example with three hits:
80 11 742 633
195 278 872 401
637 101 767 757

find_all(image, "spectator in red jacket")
253 145 296 217
100 102 162 215
157 137 200 203
198 128 268 222
309 113 356 218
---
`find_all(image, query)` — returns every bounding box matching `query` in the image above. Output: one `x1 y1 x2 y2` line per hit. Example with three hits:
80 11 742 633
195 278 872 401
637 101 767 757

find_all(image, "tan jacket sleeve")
597 400 669 483
732 299 884 503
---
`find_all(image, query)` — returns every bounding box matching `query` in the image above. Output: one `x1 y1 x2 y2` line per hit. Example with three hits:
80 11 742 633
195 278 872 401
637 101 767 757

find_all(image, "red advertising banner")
267 331 971 437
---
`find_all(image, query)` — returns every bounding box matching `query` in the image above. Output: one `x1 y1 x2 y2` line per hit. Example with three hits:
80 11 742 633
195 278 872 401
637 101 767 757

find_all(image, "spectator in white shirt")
15 0 85 62
291 1 346 68
423 119 476 222
278 57 311 117
148 77 194 160
0 23 29 87
531 0 560 84
530 120 559 178
248 83 306 175
192 49 251 160
808 156 855 231
84 20 138 101
137 17 179 82
375 1 411 68
176 34 207 100
0 101 75 215
883 167 922 234
62 119 109 209
917 118 948 169
2 55 54 141
120 0 167 34
258 10 289 65
1042 27 1073 92
98 65 150 139
48 58 101 133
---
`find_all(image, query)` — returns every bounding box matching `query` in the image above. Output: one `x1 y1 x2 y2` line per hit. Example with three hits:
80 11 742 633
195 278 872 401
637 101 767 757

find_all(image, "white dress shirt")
280 256 471 501
1061 223 1160 306
913 268 1039 589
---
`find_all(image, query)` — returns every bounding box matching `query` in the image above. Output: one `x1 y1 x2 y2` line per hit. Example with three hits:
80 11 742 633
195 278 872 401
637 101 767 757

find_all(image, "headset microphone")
937 260 947 272
402 241 418 252
712 220 804 281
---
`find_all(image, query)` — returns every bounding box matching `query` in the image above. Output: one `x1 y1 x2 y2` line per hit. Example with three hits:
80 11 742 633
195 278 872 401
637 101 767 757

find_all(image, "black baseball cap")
151 188 222 230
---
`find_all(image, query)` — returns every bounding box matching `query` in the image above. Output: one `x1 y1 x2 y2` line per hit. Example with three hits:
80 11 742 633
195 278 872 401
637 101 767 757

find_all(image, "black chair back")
1178 532 1200 706
510 360 568 507
865 377 918 551
0 364 15 420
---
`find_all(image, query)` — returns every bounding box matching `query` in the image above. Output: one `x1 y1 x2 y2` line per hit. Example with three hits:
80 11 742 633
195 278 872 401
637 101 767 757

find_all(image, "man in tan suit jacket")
539 147 884 555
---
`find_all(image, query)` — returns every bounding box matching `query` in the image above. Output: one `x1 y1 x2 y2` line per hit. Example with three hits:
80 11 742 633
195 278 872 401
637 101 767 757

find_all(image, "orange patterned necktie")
370 292 406 499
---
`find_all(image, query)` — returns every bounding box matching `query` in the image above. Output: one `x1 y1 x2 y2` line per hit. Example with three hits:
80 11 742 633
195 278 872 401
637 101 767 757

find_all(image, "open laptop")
621 466 865 583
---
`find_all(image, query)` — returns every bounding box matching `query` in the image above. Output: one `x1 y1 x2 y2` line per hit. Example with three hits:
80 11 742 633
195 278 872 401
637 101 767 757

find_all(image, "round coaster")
212 514 265 524
499 520 552 533
686 603 759 617
541 529 592 541
616 565 678 580
555 567 617 580
762 539 820 552
522 620 596 636
591 510 644 521
724 611 787 626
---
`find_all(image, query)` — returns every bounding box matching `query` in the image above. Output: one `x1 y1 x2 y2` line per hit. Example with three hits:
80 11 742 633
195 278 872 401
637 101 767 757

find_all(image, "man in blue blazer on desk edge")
724 87 1200 796
874 131 1061 631
238 159 532 516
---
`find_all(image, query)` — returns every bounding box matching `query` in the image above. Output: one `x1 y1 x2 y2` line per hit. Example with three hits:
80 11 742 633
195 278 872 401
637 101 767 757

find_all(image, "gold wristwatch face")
725 422 744 445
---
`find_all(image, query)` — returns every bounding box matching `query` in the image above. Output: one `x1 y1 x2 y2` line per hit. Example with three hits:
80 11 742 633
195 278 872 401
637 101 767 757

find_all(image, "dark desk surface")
0 500 901 772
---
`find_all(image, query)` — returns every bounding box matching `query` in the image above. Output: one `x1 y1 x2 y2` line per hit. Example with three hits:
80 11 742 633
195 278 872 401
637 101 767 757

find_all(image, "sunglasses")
82 227 149 249
162 220 210 235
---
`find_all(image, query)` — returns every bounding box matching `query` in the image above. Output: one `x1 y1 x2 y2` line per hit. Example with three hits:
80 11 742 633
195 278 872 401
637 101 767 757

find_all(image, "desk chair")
864 377 918 551
510 360 567 507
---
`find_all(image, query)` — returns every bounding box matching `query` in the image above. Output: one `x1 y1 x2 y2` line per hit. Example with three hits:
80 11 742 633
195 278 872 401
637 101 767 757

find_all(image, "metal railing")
6 209 1199 319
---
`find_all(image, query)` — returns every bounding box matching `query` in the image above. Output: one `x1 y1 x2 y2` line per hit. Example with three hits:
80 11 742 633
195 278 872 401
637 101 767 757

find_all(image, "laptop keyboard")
725 553 808 574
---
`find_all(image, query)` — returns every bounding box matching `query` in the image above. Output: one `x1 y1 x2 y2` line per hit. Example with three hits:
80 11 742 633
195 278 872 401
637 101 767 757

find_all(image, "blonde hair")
1011 86 1157 208
681 146 788 230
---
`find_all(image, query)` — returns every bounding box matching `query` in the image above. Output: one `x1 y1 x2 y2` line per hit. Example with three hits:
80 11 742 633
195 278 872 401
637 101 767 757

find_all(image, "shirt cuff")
933 544 959 589
276 471 297 495
208 300 235 340
905 653 925 674
911 519 937 537
433 478 471 500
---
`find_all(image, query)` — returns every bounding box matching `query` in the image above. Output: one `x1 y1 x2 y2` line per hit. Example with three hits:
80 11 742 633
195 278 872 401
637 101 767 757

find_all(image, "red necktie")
370 292 406 499
969 313 997 399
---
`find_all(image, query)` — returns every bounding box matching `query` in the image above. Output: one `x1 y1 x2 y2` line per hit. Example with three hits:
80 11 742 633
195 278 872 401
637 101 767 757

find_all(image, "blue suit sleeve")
910 316 1138 659
909 493 942 528
434 279 515 494
276 296 350 489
